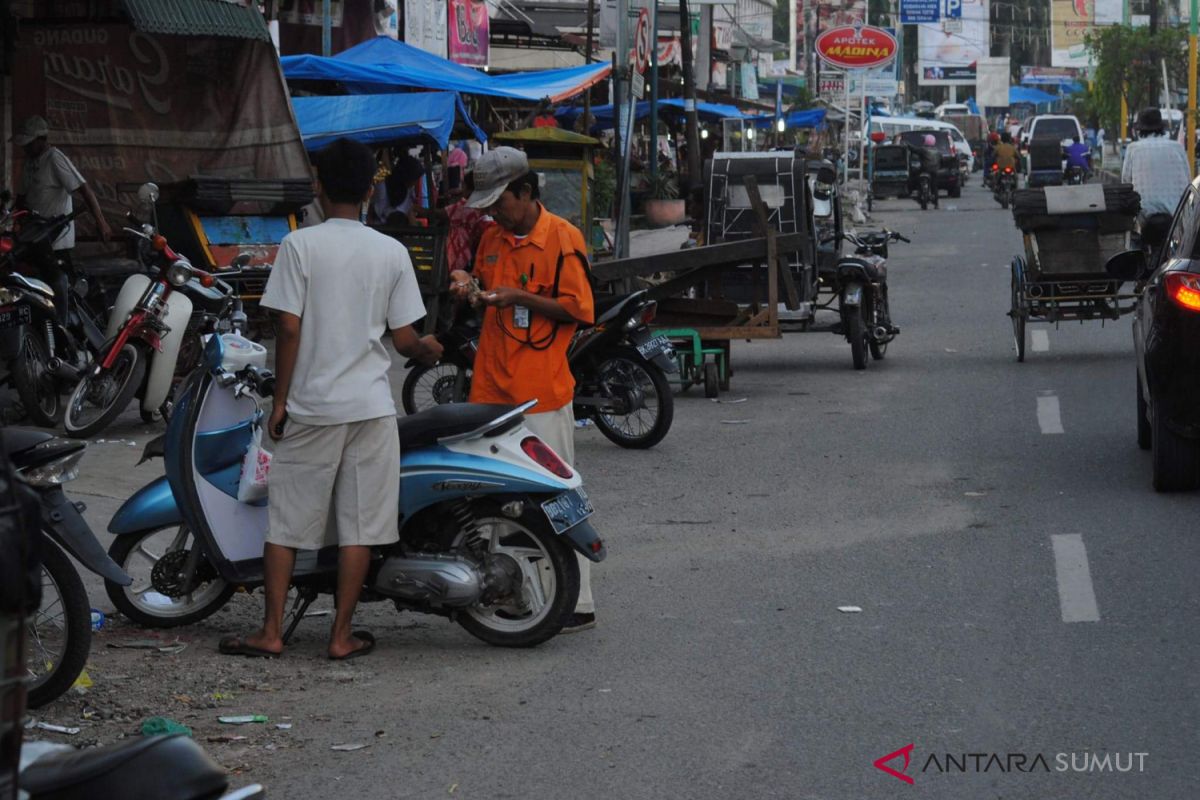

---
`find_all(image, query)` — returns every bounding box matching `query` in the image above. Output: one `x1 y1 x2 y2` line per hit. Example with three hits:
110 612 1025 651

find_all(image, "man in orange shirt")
448 146 598 632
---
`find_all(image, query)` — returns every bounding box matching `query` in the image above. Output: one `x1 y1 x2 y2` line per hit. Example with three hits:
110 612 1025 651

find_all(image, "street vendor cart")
1009 183 1141 361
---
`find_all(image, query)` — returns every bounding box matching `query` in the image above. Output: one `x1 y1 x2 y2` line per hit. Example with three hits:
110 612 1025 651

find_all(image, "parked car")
1106 181 1200 490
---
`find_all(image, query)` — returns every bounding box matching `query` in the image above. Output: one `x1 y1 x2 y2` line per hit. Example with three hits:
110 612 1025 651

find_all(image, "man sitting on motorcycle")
993 132 1019 175
1122 108 1192 254
1062 135 1092 181
983 132 1001 186
903 134 941 197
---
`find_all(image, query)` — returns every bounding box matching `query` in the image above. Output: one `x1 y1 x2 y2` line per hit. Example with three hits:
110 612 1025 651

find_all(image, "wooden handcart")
1008 184 1141 361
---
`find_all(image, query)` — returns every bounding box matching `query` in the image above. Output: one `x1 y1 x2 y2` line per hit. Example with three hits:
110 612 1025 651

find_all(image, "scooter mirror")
137 182 160 206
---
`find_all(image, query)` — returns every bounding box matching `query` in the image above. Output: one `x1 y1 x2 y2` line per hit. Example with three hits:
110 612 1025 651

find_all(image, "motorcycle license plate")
636 335 671 360
541 487 594 535
0 304 31 330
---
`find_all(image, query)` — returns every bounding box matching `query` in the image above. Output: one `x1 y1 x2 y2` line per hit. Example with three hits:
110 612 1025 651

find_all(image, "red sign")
815 24 897 70
632 8 651 73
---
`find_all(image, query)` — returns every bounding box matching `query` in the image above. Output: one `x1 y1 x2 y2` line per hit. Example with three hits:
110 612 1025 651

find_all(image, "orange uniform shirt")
469 205 594 413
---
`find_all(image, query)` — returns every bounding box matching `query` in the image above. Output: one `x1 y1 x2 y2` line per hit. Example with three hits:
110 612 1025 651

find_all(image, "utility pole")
322 0 332 57
1189 0 1197 173
679 0 702 192
649 0 660 190
1120 0 1130 146
583 0 595 134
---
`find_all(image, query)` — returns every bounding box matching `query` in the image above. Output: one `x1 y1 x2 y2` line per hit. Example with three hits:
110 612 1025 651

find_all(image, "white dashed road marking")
1031 330 1050 352
1037 392 1064 434
1051 534 1101 623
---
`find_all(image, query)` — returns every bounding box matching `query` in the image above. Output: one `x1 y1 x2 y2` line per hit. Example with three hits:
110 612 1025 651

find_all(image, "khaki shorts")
267 416 400 550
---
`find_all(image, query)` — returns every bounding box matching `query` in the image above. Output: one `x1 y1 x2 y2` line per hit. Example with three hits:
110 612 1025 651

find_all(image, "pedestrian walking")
220 137 442 660
447 146 598 632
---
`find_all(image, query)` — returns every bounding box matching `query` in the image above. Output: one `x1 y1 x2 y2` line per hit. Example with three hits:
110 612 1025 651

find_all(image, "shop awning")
292 92 486 151
1009 86 1059 105
556 98 754 130
120 0 270 41
749 108 827 129
281 36 611 103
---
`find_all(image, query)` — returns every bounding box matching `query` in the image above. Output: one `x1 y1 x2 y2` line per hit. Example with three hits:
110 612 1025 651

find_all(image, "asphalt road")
49 176 1200 798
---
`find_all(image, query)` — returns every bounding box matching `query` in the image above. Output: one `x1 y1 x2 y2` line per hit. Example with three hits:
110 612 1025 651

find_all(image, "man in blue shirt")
1063 135 1092 180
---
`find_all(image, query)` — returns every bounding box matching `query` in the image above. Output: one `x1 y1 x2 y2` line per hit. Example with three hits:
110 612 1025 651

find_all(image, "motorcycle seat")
838 256 886 282
20 733 227 800
73 257 143 279
397 402 521 449
588 291 646 328
180 281 231 314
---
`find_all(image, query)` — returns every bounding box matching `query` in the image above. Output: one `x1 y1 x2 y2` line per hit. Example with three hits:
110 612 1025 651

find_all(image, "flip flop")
329 631 375 661
218 635 282 659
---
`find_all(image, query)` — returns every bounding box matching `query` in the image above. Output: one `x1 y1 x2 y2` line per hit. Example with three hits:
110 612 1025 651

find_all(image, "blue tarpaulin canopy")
556 99 753 130
282 36 611 103
292 92 485 151
1009 86 1059 105
749 108 827 129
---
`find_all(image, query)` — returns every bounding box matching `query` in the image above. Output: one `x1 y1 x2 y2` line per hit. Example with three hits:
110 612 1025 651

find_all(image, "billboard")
1051 0 1122 68
917 0 989 86
447 0 488 66
405 0 447 58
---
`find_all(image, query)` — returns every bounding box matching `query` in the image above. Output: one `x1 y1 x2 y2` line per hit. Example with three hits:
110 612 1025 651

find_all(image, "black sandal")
329 630 375 661
219 635 282 658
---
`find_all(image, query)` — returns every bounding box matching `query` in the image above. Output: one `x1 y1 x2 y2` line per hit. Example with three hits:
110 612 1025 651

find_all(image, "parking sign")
943 0 962 18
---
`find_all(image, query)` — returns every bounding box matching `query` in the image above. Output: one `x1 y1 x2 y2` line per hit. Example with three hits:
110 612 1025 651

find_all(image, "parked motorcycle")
0 209 108 427
402 290 678 449
63 183 232 438
103 310 606 647
993 165 1017 209
0 431 262 799
2 426 130 707
834 229 907 370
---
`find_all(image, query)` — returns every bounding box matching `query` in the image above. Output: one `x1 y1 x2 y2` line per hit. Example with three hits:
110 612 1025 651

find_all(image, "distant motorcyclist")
983 131 1001 186
1062 135 1092 181
993 132 1019 174
904 133 940 184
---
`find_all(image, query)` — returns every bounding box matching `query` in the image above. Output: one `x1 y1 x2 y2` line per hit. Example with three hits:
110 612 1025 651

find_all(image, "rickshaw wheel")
1011 259 1027 363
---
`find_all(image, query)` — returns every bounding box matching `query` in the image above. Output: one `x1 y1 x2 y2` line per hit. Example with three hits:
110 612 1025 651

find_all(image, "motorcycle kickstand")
281 587 319 645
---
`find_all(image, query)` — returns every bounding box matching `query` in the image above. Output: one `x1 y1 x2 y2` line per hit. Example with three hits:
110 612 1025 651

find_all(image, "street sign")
900 0 939 24
632 7 651 72
943 17 962 32
819 72 846 95
943 0 962 18
631 70 645 99
815 24 898 70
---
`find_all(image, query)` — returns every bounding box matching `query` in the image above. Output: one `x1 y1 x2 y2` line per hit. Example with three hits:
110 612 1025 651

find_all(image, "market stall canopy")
292 93 486 151
749 108 827 129
281 36 611 103
556 99 754 130
1009 86 1059 105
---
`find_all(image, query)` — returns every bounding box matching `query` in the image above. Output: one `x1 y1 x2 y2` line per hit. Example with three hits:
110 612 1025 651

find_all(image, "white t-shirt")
261 218 426 425
20 147 85 250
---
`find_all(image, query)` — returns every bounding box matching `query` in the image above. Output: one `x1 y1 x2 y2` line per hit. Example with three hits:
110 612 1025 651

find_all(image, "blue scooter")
102 273 605 648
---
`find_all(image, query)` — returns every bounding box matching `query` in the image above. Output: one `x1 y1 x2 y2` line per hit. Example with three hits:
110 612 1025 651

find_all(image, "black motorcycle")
2 427 130 707
993 165 1017 209
0 211 107 427
916 172 937 210
402 290 678 449
834 230 907 370
1065 164 1088 185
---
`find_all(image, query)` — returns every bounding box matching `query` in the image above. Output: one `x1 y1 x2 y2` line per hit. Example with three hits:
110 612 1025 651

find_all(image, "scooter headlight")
166 260 191 287
23 450 85 487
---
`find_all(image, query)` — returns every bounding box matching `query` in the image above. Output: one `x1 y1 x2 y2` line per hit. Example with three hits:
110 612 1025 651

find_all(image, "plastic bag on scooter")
237 425 272 503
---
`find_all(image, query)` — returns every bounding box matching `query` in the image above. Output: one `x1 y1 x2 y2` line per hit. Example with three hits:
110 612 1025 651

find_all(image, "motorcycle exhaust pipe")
873 326 889 340
48 357 81 380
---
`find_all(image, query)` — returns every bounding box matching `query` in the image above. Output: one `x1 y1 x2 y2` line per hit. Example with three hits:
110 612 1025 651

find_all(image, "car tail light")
1003 167 1014 174
521 436 573 479
1166 273 1200 312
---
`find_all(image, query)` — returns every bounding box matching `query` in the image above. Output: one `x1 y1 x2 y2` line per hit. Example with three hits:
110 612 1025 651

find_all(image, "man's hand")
480 286 524 309
268 403 288 442
448 269 473 300
415 335 444 366
96 216 113 243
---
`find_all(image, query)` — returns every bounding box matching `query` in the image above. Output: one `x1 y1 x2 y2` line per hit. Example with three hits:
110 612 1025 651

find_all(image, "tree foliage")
1086 24 1188 132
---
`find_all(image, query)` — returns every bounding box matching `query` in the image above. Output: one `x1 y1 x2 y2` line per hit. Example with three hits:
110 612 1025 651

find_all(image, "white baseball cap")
12 116 48 146
466 147 530 209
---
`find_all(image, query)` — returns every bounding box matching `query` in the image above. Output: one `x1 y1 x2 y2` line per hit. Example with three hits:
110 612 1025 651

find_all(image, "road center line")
1051 534 1101 623
1037 393 1064 434
1031 330 1050 352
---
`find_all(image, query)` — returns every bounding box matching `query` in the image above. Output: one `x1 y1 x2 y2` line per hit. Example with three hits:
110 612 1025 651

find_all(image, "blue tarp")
292 92 485 151
1009 86 1059 105
750 108 827 129
556 99 753 130
281 36 611 103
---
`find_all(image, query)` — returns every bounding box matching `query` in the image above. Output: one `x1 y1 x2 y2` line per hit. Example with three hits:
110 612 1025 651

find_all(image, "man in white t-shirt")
220 138 442 661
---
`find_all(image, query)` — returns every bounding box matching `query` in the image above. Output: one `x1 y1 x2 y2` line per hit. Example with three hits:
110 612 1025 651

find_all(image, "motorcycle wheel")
919 190 928 211
63 342 146 439
847 306 868 370
400 362 472 415
869 295 890 361
13 331 62 427
452 504 580 648
590 348 674 449
105 525 235 628
1000 189 1010 210
26 538 92 709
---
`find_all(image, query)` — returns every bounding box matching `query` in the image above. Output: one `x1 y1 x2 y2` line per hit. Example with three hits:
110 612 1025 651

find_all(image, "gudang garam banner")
447 0 488 67
1051 0 1122 68
917 0 990 86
